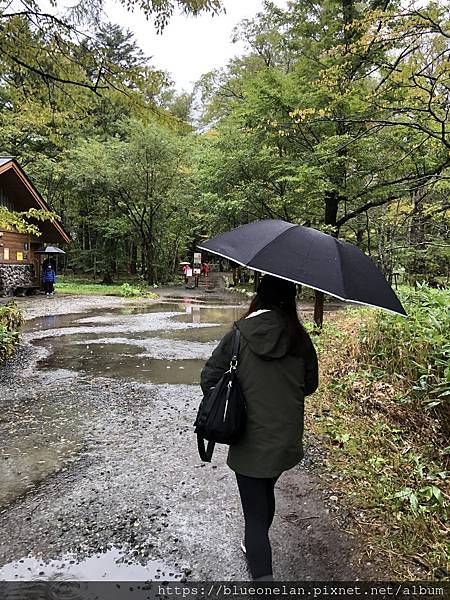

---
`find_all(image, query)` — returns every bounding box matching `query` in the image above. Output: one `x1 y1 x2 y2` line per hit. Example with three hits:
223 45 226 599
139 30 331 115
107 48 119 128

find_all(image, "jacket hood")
235 310 289 359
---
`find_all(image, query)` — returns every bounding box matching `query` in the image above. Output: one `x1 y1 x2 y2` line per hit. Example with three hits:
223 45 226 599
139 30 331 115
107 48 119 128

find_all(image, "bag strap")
197 435 215 462
230 327 240 367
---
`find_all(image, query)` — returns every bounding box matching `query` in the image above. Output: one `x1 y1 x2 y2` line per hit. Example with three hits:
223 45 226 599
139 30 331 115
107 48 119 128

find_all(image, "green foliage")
119 283 158 299
0 207 60 236
62 118 194 284
358 285 450 413
0 0 222 95
2 0 448 287
194 0 450 278
0 302 23 362
55 276 158 298
311 309 449 577
119 283 142 297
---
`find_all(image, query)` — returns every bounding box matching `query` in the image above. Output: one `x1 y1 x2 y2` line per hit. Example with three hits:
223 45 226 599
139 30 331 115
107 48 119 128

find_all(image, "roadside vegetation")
55 276 159 298
0 303 24 362
309 285 449 579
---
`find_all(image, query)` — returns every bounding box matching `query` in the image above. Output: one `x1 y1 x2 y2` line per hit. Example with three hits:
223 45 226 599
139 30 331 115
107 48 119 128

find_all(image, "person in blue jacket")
42 264 56 296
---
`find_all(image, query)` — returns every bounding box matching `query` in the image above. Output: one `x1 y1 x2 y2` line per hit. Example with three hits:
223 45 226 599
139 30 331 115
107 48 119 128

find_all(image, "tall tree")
64 119 193 283
0 0 223 91
195 0 450 279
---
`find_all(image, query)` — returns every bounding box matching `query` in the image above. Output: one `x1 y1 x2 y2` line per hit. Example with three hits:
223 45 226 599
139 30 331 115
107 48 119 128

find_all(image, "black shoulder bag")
194 328 246 462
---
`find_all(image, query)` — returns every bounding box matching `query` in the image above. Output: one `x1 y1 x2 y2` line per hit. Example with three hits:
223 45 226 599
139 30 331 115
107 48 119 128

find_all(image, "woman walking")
200 275 318 581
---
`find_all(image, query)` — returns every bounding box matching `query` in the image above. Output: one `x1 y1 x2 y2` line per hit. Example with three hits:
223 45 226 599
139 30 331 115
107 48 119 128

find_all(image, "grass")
55 275 158 297
308 307 449 580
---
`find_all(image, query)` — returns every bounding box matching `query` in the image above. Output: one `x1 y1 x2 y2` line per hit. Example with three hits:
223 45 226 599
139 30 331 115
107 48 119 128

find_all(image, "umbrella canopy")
179 261 191 265
197 219 406 317
35 246 66 254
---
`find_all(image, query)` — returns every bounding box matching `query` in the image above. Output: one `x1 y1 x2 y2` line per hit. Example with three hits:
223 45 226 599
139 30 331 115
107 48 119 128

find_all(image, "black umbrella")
197 219 406 323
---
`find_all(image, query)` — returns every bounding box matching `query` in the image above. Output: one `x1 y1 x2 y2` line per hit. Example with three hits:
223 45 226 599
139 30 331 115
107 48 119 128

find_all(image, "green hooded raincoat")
200 309 318 478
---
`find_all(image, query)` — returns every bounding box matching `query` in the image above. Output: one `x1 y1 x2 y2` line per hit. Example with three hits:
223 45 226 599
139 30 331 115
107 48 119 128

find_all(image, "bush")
312 306 449 576
119 283 158 299
0 302 24 361
358 284 449 428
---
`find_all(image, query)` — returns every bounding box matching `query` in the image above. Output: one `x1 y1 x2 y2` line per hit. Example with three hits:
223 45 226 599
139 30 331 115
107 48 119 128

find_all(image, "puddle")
172 305 244 325
24 301 246 385
1 299 247 508
114 302 199 315
0 396 85 507
23 311 92 334
0 547 183 581
38 340 204 384
160 295 233 305
157 325 229 343
22 303 185 334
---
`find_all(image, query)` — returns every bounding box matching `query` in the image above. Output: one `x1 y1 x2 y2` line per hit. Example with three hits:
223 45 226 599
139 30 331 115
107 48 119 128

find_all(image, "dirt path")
0 290 387 581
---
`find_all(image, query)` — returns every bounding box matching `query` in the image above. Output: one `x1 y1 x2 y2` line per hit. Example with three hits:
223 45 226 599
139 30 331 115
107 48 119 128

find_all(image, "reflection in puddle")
38 341 204 385
0 547 182 581
158 326 230 343
172 305 244 325
23 311 89 334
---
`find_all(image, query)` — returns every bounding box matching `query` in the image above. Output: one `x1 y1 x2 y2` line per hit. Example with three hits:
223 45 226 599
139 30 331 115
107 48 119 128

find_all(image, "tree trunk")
314 291 324 328
408 187 427 280
316 191 341 327
130 242 137 275
144 242 156 285
140 244 146 277
325 191 339 234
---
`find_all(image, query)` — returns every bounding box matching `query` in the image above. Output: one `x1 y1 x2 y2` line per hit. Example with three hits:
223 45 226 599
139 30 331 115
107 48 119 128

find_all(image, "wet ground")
0 289 387 583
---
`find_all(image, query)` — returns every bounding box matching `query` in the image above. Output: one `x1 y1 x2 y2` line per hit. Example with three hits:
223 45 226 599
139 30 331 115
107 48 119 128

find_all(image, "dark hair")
242 275 312 357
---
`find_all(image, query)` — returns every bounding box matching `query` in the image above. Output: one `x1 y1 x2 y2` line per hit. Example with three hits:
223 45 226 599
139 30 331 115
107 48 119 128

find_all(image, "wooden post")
314 290 324 328
254 272 260 292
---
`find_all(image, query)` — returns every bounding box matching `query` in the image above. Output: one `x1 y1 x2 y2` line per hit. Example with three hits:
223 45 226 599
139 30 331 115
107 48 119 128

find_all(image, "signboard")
193 268 201 275
193 252 202 264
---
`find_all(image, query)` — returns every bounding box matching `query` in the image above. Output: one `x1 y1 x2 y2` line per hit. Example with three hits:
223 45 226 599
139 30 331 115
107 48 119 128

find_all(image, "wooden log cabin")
0 157 71 296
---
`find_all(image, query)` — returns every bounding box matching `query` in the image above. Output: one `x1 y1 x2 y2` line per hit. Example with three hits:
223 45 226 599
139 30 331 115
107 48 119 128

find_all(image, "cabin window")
3 247 9 260
17 251 23 261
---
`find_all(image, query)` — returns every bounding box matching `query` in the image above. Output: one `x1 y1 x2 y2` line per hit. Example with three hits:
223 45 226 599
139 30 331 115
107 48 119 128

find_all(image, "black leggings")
235 473 280 579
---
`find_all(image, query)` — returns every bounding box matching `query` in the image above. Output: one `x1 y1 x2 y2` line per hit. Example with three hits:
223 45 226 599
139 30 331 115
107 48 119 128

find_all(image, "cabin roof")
0 157 70 244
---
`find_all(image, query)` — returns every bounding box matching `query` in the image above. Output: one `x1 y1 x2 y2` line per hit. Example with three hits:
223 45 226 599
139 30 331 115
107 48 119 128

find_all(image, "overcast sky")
103 0 288 92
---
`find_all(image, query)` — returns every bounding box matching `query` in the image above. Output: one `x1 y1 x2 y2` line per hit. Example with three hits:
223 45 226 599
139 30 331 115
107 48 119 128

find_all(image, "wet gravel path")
0 293 387 581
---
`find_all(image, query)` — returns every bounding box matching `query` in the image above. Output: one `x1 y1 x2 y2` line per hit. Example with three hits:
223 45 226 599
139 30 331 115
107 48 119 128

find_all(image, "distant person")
182 263 190 283
42 264 56 296
200 275 319 581
42 258 57 273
